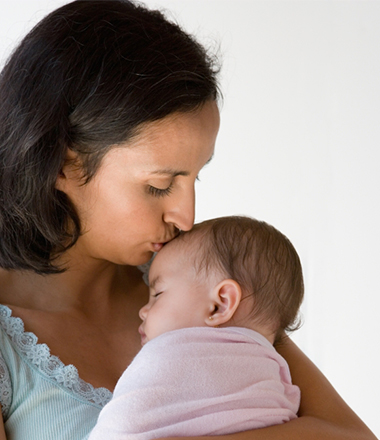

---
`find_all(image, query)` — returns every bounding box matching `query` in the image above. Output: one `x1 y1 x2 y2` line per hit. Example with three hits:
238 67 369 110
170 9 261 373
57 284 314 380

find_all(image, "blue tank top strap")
0 304 113 440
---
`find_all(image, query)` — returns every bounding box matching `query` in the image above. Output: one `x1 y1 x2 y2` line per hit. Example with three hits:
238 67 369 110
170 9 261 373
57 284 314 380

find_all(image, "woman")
0 1 376 439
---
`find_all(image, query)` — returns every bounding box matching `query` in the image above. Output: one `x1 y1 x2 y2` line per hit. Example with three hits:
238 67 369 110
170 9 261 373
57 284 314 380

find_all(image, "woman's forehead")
100 102 219 172
124 101 219 149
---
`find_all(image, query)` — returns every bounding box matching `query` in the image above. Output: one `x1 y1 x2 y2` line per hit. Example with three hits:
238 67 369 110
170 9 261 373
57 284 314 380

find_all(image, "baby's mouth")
138 325 147 346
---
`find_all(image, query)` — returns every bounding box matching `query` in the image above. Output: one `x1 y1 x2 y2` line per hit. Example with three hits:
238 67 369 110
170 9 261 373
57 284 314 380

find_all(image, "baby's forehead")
151 232 202 272
173 229 208 257
148 228 209 280
161 233 197 260
148 238 197 283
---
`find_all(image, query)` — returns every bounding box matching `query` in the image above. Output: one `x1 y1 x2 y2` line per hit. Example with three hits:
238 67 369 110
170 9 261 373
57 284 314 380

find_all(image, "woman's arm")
165 337 377 440
271 336 377 439
0 408 7 440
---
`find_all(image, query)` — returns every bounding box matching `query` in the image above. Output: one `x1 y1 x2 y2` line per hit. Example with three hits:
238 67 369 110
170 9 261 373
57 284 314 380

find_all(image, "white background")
1 0 379 437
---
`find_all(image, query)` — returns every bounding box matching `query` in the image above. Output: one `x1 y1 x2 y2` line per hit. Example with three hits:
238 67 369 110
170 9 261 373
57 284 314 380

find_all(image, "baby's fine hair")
182 216 304 342
0 0 220 274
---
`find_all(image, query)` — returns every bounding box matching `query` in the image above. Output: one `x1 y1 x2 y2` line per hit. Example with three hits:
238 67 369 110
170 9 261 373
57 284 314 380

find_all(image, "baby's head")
139 216 304 345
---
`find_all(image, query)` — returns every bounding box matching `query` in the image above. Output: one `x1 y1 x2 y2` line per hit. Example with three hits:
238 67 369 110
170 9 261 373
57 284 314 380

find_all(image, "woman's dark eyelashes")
149 173 200 197
148 183 173 197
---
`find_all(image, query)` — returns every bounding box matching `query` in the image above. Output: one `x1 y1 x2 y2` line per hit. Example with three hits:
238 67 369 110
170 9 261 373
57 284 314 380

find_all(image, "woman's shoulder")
0 303 111 439
0 303 112 406
0 269 22 307
0 269 11 301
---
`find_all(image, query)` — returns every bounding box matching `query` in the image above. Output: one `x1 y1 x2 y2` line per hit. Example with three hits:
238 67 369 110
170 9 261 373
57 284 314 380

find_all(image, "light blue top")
0 304 113 440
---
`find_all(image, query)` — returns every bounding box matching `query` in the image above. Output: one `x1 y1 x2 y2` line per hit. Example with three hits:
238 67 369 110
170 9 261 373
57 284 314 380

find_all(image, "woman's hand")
162 337 377 440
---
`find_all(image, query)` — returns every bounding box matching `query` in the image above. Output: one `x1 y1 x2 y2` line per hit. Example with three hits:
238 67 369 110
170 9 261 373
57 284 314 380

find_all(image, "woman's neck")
0 261 148 389
0 257 144 314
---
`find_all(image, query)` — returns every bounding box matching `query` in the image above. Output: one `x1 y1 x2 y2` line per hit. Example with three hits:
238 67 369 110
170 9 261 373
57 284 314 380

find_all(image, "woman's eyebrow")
150 169 190 177
150 154 214 177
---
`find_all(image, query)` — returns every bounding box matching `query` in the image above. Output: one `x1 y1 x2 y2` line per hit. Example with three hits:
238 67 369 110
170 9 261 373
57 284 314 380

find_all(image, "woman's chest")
2 302 144 392
0 266 149 390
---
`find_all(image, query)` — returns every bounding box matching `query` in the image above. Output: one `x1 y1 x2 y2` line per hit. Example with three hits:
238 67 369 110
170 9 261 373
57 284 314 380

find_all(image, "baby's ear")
205 279 242 327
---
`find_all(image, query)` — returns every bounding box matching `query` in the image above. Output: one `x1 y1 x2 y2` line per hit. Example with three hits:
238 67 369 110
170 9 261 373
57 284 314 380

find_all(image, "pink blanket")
89 327 300 440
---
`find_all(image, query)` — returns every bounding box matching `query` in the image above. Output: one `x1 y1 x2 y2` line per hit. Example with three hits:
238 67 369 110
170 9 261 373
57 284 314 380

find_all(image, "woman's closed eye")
148 171 202 198
148 183 173 198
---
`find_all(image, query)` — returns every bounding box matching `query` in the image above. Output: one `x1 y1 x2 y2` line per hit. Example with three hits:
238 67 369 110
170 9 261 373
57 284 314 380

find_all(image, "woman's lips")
152 243 164 252
152 231 180 252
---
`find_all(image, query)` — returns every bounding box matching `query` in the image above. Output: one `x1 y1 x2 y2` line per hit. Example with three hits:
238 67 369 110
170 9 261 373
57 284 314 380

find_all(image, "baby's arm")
161 337 377 440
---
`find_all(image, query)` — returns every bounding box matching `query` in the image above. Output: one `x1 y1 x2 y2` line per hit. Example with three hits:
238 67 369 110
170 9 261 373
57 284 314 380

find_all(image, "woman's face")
57 100 220 266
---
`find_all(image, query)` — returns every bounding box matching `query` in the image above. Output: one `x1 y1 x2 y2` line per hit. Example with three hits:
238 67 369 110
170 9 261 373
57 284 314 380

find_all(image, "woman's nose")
163 185 195 232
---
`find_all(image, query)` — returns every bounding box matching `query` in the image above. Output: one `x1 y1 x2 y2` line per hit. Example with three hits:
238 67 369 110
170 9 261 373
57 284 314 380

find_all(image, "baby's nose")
139 304 148 320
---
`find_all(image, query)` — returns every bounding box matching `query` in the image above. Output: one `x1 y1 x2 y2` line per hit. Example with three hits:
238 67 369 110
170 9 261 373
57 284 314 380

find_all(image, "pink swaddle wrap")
89 327 300 440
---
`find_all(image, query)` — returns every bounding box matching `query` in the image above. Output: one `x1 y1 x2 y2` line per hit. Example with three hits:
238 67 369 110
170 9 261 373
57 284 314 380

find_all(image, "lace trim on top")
0 351 12 417
0 305 112 409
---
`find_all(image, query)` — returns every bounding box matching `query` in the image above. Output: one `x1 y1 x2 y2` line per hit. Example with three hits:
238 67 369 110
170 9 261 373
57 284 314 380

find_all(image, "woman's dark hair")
182 216 304 343
0 0 220 274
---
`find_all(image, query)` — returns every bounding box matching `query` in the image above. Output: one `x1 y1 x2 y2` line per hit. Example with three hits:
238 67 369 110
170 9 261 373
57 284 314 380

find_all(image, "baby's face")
138 238 213 346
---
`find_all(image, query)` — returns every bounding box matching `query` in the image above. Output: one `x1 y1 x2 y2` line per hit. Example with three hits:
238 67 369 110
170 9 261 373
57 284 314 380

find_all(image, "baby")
89 216 304 440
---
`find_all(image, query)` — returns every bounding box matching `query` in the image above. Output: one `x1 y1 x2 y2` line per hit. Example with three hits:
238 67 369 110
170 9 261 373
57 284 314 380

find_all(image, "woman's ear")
55 149 82 193
205 279 242 327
